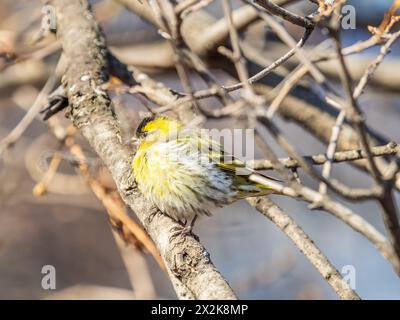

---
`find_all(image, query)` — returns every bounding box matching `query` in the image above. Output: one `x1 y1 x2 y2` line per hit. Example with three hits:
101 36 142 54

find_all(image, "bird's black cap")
135 115 156 137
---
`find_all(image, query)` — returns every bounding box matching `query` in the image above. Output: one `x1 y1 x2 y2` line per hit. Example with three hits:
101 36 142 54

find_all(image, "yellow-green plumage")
132 116 280 223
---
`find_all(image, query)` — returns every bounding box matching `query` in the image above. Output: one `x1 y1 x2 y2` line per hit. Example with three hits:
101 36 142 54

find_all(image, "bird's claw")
170 224 193 241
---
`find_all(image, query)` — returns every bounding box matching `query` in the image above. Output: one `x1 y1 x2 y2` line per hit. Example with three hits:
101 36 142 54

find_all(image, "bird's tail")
234 171 290 198
247 173 295 197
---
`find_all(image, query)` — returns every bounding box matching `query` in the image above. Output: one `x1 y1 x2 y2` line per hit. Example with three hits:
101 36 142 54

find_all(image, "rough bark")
50 0 236 300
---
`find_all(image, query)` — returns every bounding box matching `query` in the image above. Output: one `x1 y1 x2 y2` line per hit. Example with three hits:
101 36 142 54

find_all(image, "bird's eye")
141 131 148 137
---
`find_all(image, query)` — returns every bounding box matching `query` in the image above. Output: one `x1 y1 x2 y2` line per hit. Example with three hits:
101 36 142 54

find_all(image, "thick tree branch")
50 0 236 300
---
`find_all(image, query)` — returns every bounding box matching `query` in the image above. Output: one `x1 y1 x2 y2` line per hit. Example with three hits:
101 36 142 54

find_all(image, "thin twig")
248 197 360 300
331 28 400 260
319 110 346 195
0 75 57 157
249 142 400 170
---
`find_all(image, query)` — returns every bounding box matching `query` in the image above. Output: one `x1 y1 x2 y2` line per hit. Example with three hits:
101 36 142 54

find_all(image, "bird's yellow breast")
133 142 197 203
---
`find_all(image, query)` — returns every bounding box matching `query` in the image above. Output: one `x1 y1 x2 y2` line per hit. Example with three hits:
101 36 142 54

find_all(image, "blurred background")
0 0 399 299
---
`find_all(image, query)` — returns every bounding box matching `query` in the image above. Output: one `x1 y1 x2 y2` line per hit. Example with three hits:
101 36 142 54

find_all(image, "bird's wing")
176 131 283 196
199 136 281 180
198 135 283 197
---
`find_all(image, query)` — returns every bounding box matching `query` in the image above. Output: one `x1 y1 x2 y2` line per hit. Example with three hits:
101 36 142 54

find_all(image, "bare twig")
0 75 57 157
331 27 400 261
319 110 346 195
247 197 360 300
253 0 314 29
249 142 400 170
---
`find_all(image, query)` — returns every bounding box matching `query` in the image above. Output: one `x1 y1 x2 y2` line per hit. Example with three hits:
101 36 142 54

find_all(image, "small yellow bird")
132 115 283 231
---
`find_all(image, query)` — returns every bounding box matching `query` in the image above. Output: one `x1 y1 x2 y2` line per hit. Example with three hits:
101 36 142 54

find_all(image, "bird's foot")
170 225 193 240
170 216 198 240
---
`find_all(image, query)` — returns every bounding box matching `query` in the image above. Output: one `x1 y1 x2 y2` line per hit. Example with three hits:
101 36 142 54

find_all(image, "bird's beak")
132 137 140 148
